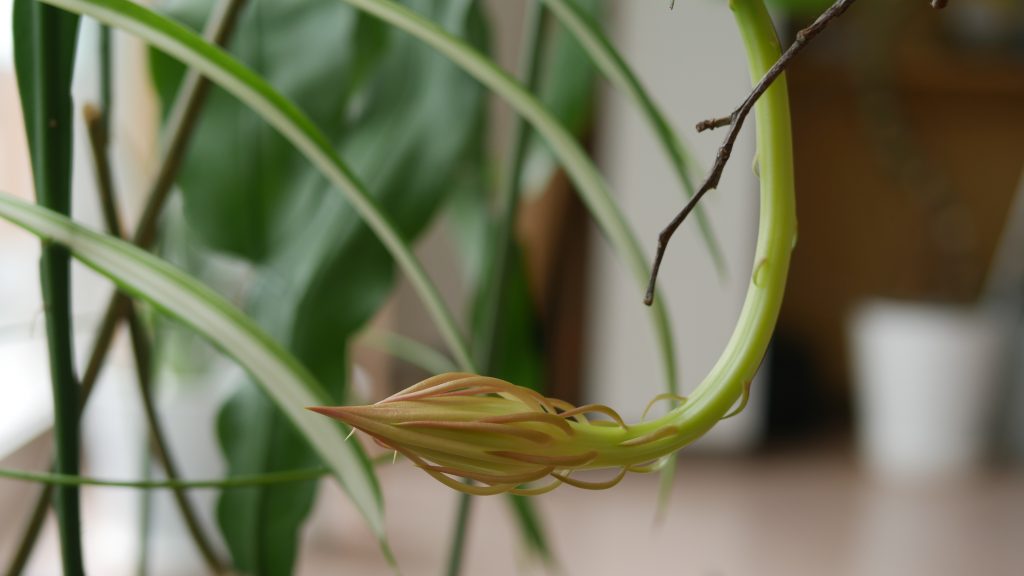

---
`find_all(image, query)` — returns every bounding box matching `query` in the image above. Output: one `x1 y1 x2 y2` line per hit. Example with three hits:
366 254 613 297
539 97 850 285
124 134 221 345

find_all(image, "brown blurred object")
779 1 1024 400
518 170 590 405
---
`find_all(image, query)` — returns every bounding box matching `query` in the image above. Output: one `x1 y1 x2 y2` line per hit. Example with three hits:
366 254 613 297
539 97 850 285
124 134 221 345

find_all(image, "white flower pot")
849 300 1009 480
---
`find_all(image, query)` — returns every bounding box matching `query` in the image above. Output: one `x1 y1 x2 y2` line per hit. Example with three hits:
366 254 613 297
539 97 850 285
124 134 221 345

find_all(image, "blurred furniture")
778 8 1024 411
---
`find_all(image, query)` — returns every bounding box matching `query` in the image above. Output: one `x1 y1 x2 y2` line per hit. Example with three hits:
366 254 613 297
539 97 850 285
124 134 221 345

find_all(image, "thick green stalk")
13 2 82 574
542 0 795 460
578 0 796 457
447 4 548 574
664 0 795 432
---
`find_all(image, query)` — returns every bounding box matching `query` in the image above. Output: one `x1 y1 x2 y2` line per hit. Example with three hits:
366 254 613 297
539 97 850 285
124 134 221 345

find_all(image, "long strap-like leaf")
36 0 474 376
0 191 388 546
542 0 725 277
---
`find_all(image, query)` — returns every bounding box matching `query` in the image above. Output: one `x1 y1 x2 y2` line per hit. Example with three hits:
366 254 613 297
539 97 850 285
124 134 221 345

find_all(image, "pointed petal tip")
307 405 352 420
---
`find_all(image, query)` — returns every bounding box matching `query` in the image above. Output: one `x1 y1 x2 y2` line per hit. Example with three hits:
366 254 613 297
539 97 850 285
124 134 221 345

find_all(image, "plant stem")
445 3 547 575
643 0 796 448
84 107 228 574
0 467 330 490
14 1 83 573
99 23 112 138
4 2 247 573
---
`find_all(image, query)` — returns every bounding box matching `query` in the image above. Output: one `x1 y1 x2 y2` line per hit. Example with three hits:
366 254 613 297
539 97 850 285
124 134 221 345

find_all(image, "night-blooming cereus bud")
309 373 685 495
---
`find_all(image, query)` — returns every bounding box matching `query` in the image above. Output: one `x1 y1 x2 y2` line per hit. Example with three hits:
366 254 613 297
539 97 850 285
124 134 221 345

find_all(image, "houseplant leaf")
12 2 83 572
0 191 387 547
149 0 387 261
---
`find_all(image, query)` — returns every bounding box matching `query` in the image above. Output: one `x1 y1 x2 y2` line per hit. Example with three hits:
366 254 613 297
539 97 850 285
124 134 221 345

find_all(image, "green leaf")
12 2 83 573
0 190 387 543
149 0 388 261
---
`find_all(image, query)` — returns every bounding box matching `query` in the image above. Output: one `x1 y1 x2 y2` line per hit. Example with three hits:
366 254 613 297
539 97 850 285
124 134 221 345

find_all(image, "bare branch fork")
644 0 948 306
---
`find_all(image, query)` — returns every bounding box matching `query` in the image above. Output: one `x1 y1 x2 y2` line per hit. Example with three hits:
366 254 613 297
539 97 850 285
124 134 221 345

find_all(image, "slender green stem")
136 439 152 576
99 23 112 138
0 467 330 490
14 2 82 573
447 4 548 575
84 107 227 573
444 488 474 576
3 483 50 576
4 3 247 573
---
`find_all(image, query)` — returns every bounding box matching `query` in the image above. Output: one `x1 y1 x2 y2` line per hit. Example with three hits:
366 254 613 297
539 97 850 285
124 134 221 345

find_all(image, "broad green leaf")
0 191 387 544
541 0 725 277
12 2 83 572
149 0 387 261
341 0 680 416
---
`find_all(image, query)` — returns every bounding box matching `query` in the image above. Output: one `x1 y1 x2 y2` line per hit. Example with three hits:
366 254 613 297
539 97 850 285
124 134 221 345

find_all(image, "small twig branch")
644 0 948 306
85 106 228 574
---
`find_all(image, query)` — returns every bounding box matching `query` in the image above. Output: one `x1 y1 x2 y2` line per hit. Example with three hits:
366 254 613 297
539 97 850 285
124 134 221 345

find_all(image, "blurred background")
2 0 1023 574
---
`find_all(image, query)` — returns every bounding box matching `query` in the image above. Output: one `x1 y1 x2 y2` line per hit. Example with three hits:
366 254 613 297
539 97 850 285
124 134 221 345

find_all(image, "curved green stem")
612 0 796 453
508 0 793 463
673 0 795 426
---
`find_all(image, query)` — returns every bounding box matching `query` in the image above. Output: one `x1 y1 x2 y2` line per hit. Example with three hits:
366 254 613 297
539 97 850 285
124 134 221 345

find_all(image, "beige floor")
298 447 1024 576
10 445 1024 575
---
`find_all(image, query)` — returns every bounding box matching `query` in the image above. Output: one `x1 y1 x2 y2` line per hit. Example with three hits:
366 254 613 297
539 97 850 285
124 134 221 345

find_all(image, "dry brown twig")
645 0 949 306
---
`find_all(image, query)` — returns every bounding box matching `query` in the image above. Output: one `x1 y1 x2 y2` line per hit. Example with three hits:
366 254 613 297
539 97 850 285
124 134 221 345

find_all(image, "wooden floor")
13 444 1024 575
